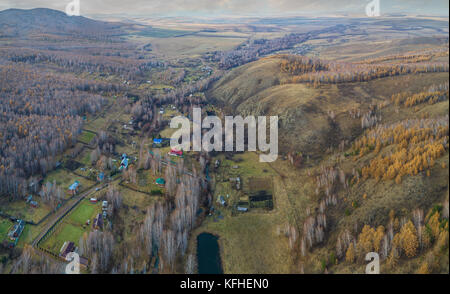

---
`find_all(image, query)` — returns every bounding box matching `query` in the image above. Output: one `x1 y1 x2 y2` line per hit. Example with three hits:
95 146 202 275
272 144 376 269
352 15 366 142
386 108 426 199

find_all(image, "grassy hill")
208 55 449 158
205 50 449 273
0 8 125 38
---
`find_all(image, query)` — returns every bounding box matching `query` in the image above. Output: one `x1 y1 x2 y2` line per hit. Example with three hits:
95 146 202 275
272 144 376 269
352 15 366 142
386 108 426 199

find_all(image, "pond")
197 232 223 274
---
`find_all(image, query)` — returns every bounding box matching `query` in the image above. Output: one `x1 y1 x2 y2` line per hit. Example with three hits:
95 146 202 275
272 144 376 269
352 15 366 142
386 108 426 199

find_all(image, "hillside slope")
208 55 449 158
0 8 124 38
206 52 448 274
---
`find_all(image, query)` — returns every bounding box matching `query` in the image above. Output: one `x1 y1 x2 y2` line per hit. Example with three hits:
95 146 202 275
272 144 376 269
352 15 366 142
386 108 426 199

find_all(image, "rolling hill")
208 54 449 159
207 44 449 273
0 8 124 38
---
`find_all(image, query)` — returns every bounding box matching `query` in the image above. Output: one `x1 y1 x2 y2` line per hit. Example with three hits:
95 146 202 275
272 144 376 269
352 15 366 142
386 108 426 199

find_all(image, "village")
0 101 188 269
0 94 277 273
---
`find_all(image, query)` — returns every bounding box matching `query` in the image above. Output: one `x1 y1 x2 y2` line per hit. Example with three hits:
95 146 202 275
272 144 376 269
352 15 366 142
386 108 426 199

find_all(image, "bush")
151 189 163 195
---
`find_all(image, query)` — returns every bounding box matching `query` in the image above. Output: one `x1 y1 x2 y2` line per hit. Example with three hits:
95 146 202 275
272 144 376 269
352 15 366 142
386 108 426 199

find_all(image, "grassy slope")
41 199 101 254
209 55 449 157
190 152 294 273
0 218 11 241
204 52 449 273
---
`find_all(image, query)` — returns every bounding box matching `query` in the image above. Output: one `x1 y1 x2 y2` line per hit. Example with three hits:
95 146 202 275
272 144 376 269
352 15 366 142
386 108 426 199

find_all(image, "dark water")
197 233 223 274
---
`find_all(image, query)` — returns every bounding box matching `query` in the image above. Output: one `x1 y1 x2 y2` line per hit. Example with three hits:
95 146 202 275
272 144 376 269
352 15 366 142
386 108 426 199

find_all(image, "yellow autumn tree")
427 212 441 239
373 226 385 252
400 221 419 258
357 225 375 256
345 243 356 263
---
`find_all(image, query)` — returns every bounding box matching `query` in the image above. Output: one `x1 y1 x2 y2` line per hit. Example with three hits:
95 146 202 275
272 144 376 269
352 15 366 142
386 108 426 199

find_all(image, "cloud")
0 0 448 17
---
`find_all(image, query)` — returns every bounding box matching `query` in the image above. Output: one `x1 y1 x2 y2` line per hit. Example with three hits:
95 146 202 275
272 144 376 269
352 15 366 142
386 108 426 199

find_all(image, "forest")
279 53 449 86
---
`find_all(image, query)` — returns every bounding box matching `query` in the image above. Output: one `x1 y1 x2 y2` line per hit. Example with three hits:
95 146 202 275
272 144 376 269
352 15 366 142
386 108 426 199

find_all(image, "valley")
0 7 448 275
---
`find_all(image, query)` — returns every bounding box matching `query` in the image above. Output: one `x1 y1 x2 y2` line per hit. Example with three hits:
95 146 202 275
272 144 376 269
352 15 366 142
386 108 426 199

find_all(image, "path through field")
31 184 105 247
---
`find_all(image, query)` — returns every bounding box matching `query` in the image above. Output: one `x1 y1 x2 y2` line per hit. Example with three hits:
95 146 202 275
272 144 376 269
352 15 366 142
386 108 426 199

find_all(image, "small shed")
218 195 226 206
60 241 75 258
156 178 166 186
169 149 183 157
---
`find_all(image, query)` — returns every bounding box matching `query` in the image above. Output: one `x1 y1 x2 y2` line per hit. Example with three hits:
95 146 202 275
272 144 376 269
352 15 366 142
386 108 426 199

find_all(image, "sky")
0 0 448 17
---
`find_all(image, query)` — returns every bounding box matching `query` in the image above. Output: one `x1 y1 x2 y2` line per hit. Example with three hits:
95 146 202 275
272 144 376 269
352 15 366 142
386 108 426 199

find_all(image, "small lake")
197 232 223 274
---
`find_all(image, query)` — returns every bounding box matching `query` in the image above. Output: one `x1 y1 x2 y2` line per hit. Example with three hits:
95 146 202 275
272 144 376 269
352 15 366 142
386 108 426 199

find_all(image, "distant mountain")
0 8 124 38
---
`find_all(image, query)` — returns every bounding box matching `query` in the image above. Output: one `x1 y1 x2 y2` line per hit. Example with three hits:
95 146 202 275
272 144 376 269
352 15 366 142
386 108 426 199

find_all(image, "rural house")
156 178 166 187
97 172 105 182
120 154 129 170
169 149 183 157
59 241 75 259
93 213 103 230
68 181 80 195
7 219 25 247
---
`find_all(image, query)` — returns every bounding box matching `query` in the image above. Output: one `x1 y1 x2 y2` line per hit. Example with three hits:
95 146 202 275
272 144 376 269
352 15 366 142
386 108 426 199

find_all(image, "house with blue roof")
68 180 80 195
120 157 129 170
156 178 165 186
218 195 226 206
97 172 105 182
8 220 25 248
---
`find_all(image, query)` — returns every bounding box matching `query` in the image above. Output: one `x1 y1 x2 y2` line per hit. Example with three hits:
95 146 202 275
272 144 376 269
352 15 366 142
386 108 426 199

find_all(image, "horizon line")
0 7 448 20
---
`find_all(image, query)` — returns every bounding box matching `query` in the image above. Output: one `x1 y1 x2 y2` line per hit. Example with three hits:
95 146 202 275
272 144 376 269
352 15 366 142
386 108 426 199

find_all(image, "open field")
0 218 11 241
119 185 159 209
77 148 92 166
44 169 95 199
112 182 161 243
134 27 194 38
129 35 244 59
78 130 97 145
15 220 50 249
0 200 53 224
120 169 164 195
188 151 297 273
40 199 101 255
192 210 293 274
315 36 449 62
